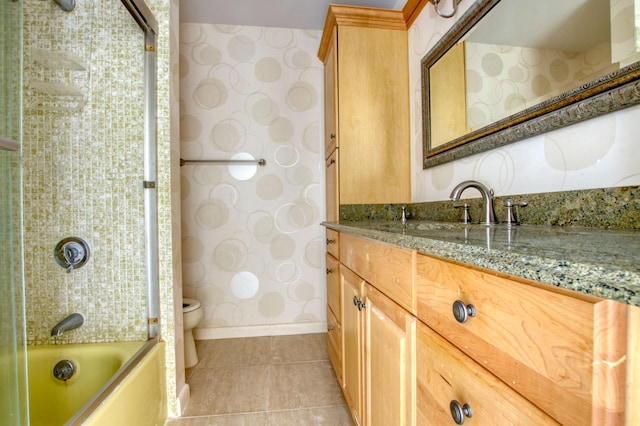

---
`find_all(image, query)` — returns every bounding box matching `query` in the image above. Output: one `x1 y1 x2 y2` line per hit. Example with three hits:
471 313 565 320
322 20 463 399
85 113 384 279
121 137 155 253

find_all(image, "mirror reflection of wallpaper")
179 24 324 338
409 2 640 202
465 42 614 130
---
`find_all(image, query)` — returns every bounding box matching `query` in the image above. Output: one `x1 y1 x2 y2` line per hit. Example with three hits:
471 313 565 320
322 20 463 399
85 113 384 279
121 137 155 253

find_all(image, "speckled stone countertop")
323 220 640 307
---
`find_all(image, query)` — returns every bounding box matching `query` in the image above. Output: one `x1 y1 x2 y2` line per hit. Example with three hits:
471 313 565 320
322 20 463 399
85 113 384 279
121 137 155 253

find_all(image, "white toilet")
183 298 203 368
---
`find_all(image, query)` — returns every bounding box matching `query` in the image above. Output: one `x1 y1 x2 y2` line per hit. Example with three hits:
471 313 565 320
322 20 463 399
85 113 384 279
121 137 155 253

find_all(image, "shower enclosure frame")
121 0 160 340
64 0 161 422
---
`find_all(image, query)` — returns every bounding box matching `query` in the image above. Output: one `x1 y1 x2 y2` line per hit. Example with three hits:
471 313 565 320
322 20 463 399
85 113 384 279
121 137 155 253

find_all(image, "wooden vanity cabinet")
339 234 417 426
326 229 633 425
341 265 366 425
416 253 627 425
365 283 416 426
416 320 558 425
319 5 410 206
325 228 341 381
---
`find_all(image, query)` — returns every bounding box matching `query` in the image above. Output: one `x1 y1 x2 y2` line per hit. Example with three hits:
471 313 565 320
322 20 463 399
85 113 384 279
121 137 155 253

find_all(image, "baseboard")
176 383 191 415
193 321 327 340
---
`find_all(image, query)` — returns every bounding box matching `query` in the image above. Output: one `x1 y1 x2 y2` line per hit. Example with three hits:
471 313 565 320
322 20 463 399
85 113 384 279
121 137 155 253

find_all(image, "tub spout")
51 312 84 337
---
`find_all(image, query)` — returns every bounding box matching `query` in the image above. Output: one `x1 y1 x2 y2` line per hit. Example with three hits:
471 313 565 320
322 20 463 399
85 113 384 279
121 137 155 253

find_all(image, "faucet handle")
453 202 472 224
503 199 528 225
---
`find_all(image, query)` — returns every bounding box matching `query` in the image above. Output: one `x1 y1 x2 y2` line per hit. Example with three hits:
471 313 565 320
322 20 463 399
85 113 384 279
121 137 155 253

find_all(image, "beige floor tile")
265 406 353 425
185 365 269 416
270 333 328 363
166 412 267 426
195 336 271 368
267 361 345 411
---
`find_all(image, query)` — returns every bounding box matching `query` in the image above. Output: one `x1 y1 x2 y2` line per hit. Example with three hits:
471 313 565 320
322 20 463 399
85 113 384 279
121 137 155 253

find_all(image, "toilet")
183 298 203 368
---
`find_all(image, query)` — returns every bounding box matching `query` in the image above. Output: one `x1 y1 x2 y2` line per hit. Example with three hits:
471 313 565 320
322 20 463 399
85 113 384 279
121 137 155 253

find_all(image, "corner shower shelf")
28 48 88 112
31 48 86 71
28 80 86 112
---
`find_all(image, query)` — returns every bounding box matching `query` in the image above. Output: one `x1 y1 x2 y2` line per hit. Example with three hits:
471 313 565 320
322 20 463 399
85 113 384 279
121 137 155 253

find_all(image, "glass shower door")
0 0 27 424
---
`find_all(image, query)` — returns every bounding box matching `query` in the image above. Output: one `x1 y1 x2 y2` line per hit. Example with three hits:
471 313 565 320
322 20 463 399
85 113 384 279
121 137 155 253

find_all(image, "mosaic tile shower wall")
22 0 148 344
179 24 325 337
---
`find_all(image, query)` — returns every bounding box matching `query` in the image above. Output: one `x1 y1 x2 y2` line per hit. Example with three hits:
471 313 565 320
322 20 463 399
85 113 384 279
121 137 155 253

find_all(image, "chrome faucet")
51 312 84 337
450 180 498 225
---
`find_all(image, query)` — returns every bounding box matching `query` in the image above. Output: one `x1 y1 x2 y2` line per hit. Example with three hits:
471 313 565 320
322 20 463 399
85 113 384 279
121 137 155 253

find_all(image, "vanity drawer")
327 306 342 384
416 321 559 425
326 229 339 258
416 253 627 426
326 253 340 318
340 233 415 313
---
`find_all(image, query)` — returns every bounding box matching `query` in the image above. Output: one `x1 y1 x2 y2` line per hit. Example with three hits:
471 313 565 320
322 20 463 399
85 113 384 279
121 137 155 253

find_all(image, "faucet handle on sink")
503 199 528 226
453 202 472 224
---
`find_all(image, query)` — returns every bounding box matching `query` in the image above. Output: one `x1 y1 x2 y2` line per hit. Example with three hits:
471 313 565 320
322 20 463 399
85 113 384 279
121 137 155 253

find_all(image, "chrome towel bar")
180 158 266 167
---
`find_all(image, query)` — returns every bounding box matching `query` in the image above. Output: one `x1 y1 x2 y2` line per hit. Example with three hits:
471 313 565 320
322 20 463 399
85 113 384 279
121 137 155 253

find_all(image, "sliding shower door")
0 0 27 424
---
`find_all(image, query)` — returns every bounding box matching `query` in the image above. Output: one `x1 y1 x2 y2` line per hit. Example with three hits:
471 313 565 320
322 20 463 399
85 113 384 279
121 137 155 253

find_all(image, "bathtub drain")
53 359 76 381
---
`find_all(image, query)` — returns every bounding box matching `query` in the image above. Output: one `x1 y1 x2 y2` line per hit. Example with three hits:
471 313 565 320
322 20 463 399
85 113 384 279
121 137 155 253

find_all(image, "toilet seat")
183 298 201 313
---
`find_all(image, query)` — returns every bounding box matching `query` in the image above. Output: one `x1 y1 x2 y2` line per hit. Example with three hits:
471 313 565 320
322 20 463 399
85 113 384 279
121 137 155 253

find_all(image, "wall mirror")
422 0 640 168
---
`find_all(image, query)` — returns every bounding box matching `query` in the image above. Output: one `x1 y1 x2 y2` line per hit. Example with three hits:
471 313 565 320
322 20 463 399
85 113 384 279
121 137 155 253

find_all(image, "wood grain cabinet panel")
327 305 342 384
365 283 416 426
416 321 559 425
326 253 340 318
416 253 627 425
342 265 365 426
341 233 416 314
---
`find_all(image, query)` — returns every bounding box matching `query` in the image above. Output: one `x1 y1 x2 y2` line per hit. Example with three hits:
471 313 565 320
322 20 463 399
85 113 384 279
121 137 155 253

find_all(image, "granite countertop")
323 220 640 307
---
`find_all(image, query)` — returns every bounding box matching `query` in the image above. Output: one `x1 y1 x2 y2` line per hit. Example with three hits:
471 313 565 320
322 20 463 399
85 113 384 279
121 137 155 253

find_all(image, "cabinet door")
342 265 365 426
417 254 627 425
324 27 338 159
327 305 342 384
365 284 416 426
325 150 339 222
326 253 340 317
416 321 559 426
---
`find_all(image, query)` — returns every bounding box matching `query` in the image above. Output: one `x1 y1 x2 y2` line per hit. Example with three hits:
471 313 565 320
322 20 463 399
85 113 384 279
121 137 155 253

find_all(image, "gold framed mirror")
422 0 640 168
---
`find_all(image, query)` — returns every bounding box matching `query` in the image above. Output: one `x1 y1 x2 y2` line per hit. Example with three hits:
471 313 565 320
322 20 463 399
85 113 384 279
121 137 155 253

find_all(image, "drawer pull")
326 268 333 275
450 400 472 424
452 300 476 323
326 238 335 245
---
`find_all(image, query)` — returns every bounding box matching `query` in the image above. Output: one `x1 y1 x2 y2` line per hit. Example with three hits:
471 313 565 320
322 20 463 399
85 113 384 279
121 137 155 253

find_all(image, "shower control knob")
54 237 90 273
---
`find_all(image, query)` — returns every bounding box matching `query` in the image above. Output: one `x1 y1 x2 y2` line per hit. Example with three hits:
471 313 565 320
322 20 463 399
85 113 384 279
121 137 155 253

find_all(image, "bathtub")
27 339 166 425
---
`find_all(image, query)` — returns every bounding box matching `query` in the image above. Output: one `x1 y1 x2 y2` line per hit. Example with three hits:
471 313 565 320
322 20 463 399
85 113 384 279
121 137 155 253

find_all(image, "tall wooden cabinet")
319 5 411 213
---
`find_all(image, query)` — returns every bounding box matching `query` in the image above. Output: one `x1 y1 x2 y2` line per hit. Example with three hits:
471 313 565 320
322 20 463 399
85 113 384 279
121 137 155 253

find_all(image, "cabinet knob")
330 133 336 140
353 296 359 307
327 325 334 332
450 400 472 424
357 298 366 311
326 238 335 245
326 268 333 275
452 300 476 323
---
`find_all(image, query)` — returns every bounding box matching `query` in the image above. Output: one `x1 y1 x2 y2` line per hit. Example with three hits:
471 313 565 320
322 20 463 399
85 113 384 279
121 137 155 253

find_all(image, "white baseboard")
193 321 327 340
176 383 191 415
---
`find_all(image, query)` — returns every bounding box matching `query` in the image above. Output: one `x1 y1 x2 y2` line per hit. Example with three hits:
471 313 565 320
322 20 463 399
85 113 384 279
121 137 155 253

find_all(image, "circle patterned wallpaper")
179 24 324 335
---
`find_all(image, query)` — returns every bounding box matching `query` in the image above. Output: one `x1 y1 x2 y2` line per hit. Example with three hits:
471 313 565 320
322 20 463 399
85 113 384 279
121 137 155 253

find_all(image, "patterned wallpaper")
409 2 640 202
179 24 325 339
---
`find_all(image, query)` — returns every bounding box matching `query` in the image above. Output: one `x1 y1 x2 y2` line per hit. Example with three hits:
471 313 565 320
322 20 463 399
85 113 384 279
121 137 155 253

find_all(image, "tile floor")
165 333 353 425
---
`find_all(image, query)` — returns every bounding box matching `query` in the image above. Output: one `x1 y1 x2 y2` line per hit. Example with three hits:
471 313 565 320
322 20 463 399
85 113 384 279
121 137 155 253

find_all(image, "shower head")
53 0 75 12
